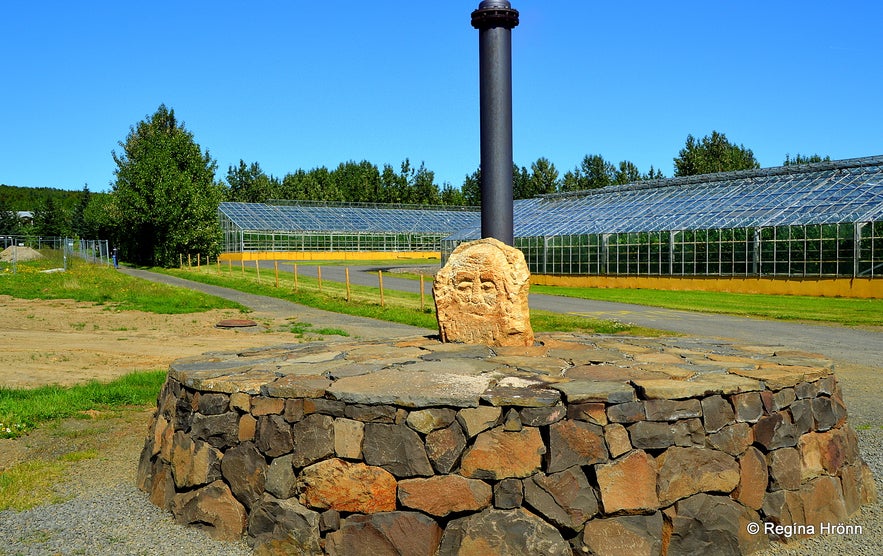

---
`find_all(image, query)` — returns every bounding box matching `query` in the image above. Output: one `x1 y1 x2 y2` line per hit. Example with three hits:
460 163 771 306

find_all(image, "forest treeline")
0 104 829 266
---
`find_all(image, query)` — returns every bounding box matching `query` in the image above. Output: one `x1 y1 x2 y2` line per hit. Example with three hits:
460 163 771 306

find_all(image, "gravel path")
1 272 879 555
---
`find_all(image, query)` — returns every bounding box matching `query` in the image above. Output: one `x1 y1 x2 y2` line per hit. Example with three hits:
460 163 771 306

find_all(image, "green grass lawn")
0 370 167 439
0 260 245 314
530 285 883 327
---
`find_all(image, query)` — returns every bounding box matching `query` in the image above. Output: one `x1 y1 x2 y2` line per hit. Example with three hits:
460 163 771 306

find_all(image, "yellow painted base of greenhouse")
219 251 441 263
531 274 882 299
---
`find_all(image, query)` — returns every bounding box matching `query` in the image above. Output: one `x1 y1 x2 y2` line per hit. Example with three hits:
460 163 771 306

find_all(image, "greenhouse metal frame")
443 156 883 278
219 200 480 254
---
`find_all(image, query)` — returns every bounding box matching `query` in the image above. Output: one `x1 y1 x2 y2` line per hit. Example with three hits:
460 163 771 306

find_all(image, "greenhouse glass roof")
448 155 883 241
219 201 480 234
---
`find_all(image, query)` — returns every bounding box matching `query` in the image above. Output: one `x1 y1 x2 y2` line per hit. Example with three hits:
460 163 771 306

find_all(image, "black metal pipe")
472 1 519 245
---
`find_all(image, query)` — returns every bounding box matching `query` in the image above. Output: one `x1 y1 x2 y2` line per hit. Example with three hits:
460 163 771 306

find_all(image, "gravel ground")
0 484 253 556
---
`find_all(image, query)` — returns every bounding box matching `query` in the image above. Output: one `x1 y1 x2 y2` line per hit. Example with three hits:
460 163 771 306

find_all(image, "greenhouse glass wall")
219 201 479 254
443 156 883 278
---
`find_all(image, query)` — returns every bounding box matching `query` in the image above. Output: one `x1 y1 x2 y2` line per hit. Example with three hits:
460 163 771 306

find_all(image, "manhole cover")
216 319 259 328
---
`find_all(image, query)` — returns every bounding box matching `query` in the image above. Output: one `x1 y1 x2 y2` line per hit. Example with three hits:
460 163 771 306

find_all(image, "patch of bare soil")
0 295 309 389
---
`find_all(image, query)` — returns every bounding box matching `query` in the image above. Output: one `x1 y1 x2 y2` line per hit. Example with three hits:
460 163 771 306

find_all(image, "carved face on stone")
433 237 534 347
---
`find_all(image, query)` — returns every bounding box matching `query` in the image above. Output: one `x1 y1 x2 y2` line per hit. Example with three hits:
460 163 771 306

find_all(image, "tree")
111 104 224 267
512 164 531 200
33 195 70 237
70 185 91 237
226 160 280 202
461 168 481 206
784 153 830 166
0 204 22 235
673 131 760 176
528 157 559 196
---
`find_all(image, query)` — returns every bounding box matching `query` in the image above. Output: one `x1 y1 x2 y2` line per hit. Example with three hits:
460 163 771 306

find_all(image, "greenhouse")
443 155 883 279
219 200 479 254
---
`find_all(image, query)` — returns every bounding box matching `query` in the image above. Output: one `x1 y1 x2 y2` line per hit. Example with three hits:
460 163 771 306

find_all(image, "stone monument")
433 237 534 347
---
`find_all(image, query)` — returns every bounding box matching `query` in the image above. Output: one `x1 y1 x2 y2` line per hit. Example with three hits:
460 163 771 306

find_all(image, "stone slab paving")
139 333 876 555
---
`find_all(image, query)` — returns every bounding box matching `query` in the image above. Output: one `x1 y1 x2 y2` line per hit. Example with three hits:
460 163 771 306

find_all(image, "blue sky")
1 1 881 193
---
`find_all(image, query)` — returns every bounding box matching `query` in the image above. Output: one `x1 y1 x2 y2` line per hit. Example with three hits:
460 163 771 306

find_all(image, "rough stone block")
595 450 659 513
459 426 545 480
668 493 767 555
811 396 847 432
547 420 608 473
701 394 735 433
773 387 796 411
644 398 701 421
762 489 807 542
171 480 247 541
170 431 222 489
238 413 256 442
398 475 492 517
291 413 334 468
406 408 457 434
198 392 230 415
733 446 768 510
493 478 523 509
283 398 304 422
332 418 364 460
190 411 240 449
800 475 848 527
255 414 293 457
298 458 396 514
731 391 763 423
789 398 814 435
265 454 297 499
706 422 753 456
220 441 267 510
520 405 566 427
248 495 322 556
566 402 608 425
580 513 663 556
606 401 645 424
628 418 704 450
326 512 442 556
798 428 855 482
603 423 632 458
456 406 501 437
425 421 467 474
438 508 571 556
344 403 397 423
230 391 251 412
363 423 433 478
251 396 285 416
303 398 346 417
767 447 801 491
656 446 740 506
753 412 799 450
524 467 599 530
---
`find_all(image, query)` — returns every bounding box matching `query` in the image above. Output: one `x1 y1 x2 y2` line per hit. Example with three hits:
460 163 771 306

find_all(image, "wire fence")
0 236 111 273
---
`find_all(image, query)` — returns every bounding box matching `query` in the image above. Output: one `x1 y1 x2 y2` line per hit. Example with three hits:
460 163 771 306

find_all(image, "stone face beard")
433 238 534 347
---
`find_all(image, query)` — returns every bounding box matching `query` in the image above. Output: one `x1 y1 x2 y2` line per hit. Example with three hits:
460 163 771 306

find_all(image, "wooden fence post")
317 266 323 293
345 267 351 302
274 261 279 287
188 253 192 268
378 270 385 307
420 274 425 311
293 263 299 292
255 260 261 283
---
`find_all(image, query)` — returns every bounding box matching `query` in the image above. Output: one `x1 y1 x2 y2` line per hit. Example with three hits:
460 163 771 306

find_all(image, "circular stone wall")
137 333 876 555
